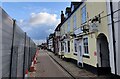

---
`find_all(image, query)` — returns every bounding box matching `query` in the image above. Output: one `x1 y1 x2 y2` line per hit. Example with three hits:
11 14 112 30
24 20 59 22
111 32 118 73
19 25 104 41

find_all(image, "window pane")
73 15 76 29
81 5 86 23
83 37 89 54
68 41 70 52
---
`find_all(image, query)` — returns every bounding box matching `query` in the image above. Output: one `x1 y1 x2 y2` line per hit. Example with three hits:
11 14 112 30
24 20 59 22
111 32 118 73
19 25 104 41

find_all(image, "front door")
78 41 83 67
97 34 111 75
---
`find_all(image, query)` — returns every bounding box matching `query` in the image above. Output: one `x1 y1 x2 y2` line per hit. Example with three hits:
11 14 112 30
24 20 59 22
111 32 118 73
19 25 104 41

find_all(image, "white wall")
106 1 115 74
117 1 120 75
106 1 120 75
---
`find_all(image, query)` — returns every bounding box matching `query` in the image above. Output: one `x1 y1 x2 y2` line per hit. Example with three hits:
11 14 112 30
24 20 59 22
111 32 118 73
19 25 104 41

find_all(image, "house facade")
59 1 111 75
47 33 54 52
54 23 61 55
51 0 120 76
106 0 120 76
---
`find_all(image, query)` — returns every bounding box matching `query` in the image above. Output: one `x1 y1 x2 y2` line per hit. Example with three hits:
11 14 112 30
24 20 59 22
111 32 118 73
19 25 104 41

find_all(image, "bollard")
30 61 35 72
25 69 28 77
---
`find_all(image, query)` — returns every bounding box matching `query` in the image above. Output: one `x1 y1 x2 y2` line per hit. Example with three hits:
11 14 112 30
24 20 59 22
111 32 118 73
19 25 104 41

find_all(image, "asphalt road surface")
35 50 71 77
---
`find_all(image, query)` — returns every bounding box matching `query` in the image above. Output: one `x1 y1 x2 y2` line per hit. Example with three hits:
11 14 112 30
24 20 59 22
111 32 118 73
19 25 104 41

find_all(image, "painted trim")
83 63 111 75
83 55 90 58
73 53 77 56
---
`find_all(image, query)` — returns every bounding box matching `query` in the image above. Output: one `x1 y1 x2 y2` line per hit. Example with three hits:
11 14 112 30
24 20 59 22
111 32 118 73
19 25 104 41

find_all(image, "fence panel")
0 7 2 79
23 34 30 77
1 8 36 78
14 24 25 77
2 8 13 77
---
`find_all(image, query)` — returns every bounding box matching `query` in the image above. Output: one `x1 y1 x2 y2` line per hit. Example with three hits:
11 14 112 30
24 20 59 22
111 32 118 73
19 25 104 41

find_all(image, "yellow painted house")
59 1 110 75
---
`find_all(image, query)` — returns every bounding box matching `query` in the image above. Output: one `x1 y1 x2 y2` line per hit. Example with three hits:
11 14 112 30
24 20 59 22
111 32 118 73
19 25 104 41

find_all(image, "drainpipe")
110 0 117 75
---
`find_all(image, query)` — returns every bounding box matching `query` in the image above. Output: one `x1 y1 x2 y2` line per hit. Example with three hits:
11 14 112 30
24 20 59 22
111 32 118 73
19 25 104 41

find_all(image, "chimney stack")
61 11 65 23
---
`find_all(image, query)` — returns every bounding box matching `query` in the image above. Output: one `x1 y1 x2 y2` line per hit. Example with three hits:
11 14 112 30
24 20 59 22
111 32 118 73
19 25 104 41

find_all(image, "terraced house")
52 0 120 76
56 1 110 75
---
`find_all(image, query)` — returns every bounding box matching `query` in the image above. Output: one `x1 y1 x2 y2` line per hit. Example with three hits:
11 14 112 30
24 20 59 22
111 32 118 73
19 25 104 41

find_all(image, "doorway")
77 40 83 67
97 33 111 75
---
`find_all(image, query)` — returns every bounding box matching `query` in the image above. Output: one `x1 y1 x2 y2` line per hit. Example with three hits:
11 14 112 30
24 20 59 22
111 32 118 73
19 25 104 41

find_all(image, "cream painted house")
59 1 112 75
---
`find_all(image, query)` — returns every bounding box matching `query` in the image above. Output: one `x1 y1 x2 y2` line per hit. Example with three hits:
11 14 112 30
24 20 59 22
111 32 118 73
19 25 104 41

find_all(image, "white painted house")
106 0 120 76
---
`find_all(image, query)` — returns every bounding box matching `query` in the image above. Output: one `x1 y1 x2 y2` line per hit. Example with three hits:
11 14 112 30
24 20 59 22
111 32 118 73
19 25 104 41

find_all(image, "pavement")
28 49 71 78
46 50 97 78
46 50 112 79
28 49 112 79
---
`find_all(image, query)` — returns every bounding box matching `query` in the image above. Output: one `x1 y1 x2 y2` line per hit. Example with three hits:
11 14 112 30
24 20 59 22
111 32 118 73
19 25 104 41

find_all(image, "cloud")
46 28 54 34
33 39 46 45
18 12 60 44
29 12 60 26
22 26 32 32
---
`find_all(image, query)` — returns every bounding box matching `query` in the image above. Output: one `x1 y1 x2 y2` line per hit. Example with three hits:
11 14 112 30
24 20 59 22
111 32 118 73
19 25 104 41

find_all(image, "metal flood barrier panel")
2 8 13 77
23 35 30 76
0 7 2 79
28 39 36 70
13 24 25 77
1 8 37 78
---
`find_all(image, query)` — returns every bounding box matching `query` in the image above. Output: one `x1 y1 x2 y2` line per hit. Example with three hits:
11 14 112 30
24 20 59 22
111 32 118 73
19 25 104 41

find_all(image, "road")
35 50 71 77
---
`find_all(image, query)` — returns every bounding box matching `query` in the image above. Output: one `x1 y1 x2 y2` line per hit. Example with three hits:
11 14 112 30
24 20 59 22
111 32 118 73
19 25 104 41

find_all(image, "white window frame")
64 41 67 53
74 39 78 53
67 41 70 53
81 5 86 24
67 19 70 32
83 36 89 56
73 14 77 29
71 5 74 12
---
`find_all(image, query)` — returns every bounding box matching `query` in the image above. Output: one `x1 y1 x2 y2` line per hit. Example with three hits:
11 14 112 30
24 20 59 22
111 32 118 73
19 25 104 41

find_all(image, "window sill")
73 53 77 56
83 55 90 58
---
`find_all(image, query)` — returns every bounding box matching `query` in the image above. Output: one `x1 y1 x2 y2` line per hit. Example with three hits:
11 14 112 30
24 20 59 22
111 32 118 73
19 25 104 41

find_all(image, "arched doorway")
97 33 111 75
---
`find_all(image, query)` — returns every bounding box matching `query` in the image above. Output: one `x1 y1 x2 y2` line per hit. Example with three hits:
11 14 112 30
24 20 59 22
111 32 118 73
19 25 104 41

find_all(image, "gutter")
110 0 117 75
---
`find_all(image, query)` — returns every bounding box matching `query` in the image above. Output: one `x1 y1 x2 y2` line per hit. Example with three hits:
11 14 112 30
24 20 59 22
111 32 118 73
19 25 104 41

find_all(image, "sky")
1 2 71 44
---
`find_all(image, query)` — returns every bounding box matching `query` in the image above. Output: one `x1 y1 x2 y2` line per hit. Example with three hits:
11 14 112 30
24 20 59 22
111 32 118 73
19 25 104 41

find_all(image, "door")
78 41 83 67
97 33 111 75
97 34 110 67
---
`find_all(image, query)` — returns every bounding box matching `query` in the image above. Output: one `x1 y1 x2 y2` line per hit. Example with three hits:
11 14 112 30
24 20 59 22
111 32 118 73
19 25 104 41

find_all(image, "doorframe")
97 33 110 67
77 39 83 67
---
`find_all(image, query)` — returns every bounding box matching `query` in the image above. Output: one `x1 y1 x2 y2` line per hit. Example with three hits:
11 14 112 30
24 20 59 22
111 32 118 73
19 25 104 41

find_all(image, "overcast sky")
2 2 70 44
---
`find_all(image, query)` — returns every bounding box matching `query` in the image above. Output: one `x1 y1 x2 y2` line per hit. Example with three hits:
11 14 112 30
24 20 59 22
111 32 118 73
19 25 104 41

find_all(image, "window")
81 5 86 24
65 42 67 52
63 25 65 34
68 41 70 52
73 14 77 29
83 37 89 55
61 42 64 51
74 40 77 52
79 46 82 56
71 5 74 12
67 19 70 32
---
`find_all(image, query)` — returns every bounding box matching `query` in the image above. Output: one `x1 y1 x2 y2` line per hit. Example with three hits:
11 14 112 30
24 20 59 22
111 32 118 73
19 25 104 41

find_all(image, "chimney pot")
61 11 64 23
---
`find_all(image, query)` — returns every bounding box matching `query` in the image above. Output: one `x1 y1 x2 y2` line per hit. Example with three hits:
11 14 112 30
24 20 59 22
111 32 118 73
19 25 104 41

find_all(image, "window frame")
74 39 78 53
67 41 70 53
67 19 70 32
73 14 77 29
81 5 87 24
83 37 89 56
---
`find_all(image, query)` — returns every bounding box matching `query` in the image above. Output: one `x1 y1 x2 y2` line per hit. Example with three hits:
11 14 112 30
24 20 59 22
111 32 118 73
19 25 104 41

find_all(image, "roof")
55 23 62 31
54 1 85 32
